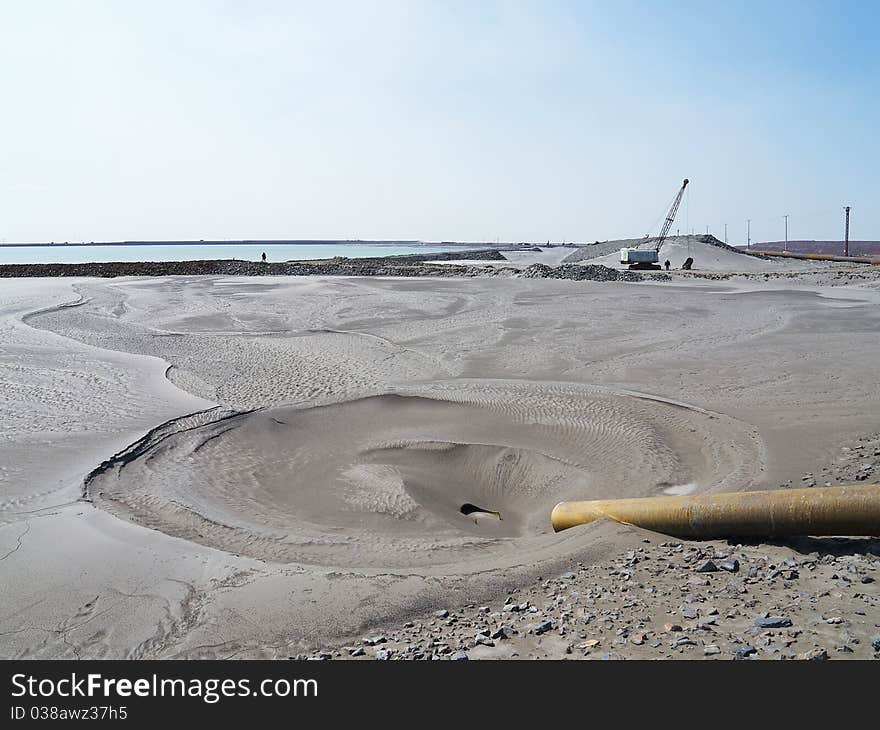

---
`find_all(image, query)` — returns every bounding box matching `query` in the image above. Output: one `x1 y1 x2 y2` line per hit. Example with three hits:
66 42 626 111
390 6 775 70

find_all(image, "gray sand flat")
1 269 879 658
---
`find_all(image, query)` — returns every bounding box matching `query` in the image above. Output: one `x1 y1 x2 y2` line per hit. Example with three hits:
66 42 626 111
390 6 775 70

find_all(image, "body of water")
0 242 465 265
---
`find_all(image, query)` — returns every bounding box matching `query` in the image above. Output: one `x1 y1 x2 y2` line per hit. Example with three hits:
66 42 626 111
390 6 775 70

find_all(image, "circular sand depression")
86 381 763 572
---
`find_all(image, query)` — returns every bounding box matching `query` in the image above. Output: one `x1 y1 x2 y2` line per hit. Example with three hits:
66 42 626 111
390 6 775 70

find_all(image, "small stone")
434 609 449 619
870 636 880 651
703 645 721 655
826 616 844 625
529 620 554 635
450 651 469 661
797 648 828 661
375 649 392 660
363 635 387 646
630 632 647 646
695 560 719 573
560 571 576 580
663 623 683 633
491 626 513 641
349 647 366 657
478 606 490 613
719 559 740 573
755 616 792 629
732 645 757 659
577 639 601 649
475 635 495 647
681 607 699 620
673 636 695 648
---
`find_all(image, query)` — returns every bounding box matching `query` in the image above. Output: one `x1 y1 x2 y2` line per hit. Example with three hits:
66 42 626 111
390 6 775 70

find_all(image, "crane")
620 178 689 269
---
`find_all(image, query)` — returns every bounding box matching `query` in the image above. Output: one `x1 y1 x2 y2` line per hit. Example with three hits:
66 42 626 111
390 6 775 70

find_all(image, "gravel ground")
519 263 654 282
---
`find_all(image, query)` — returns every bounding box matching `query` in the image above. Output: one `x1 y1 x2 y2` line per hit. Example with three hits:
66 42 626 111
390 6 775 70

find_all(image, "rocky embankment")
0 249 663 284
521 263 654 282
301 434 880 661
0 249 509 278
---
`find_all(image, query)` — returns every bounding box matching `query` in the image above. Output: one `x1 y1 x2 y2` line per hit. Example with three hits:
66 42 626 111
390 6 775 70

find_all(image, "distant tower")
844 206 851 256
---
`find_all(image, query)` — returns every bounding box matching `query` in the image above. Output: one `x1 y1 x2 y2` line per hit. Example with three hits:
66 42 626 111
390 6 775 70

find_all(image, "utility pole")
783 214 789 252
706 225 709 235
747 219 751 250
844 206 851 257
724 223 728 244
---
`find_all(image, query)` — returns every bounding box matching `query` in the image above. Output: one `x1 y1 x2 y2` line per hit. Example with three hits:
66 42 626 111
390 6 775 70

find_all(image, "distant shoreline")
0 240 503 248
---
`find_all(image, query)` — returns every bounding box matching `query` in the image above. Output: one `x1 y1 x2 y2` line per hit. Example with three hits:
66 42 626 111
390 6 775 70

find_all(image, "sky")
1 1 877 244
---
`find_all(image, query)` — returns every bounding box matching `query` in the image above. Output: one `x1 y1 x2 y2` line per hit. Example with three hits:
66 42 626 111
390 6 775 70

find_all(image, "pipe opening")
460 503 503 522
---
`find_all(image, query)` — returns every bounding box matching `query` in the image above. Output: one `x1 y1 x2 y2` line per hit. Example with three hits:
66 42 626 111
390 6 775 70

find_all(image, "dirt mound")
520 263 647 282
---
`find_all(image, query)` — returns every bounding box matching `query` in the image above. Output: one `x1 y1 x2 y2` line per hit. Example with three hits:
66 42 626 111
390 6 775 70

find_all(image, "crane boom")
653 178 689 253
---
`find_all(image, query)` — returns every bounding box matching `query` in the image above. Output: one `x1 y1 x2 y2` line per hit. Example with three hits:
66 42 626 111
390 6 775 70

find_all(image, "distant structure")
619 178 689 270
844 206 851 257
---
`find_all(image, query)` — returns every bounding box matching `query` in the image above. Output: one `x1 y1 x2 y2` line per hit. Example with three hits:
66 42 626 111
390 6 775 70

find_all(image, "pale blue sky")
1 1 877 243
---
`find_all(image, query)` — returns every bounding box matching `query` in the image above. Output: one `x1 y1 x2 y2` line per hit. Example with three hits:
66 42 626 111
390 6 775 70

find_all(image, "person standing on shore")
261 252 267 263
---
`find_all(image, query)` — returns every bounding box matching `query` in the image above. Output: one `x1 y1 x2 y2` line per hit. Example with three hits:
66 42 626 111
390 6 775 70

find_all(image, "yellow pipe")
551 484 880 537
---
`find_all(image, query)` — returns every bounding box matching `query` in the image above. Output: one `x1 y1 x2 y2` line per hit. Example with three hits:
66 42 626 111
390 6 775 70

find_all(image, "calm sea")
0 242 464 265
